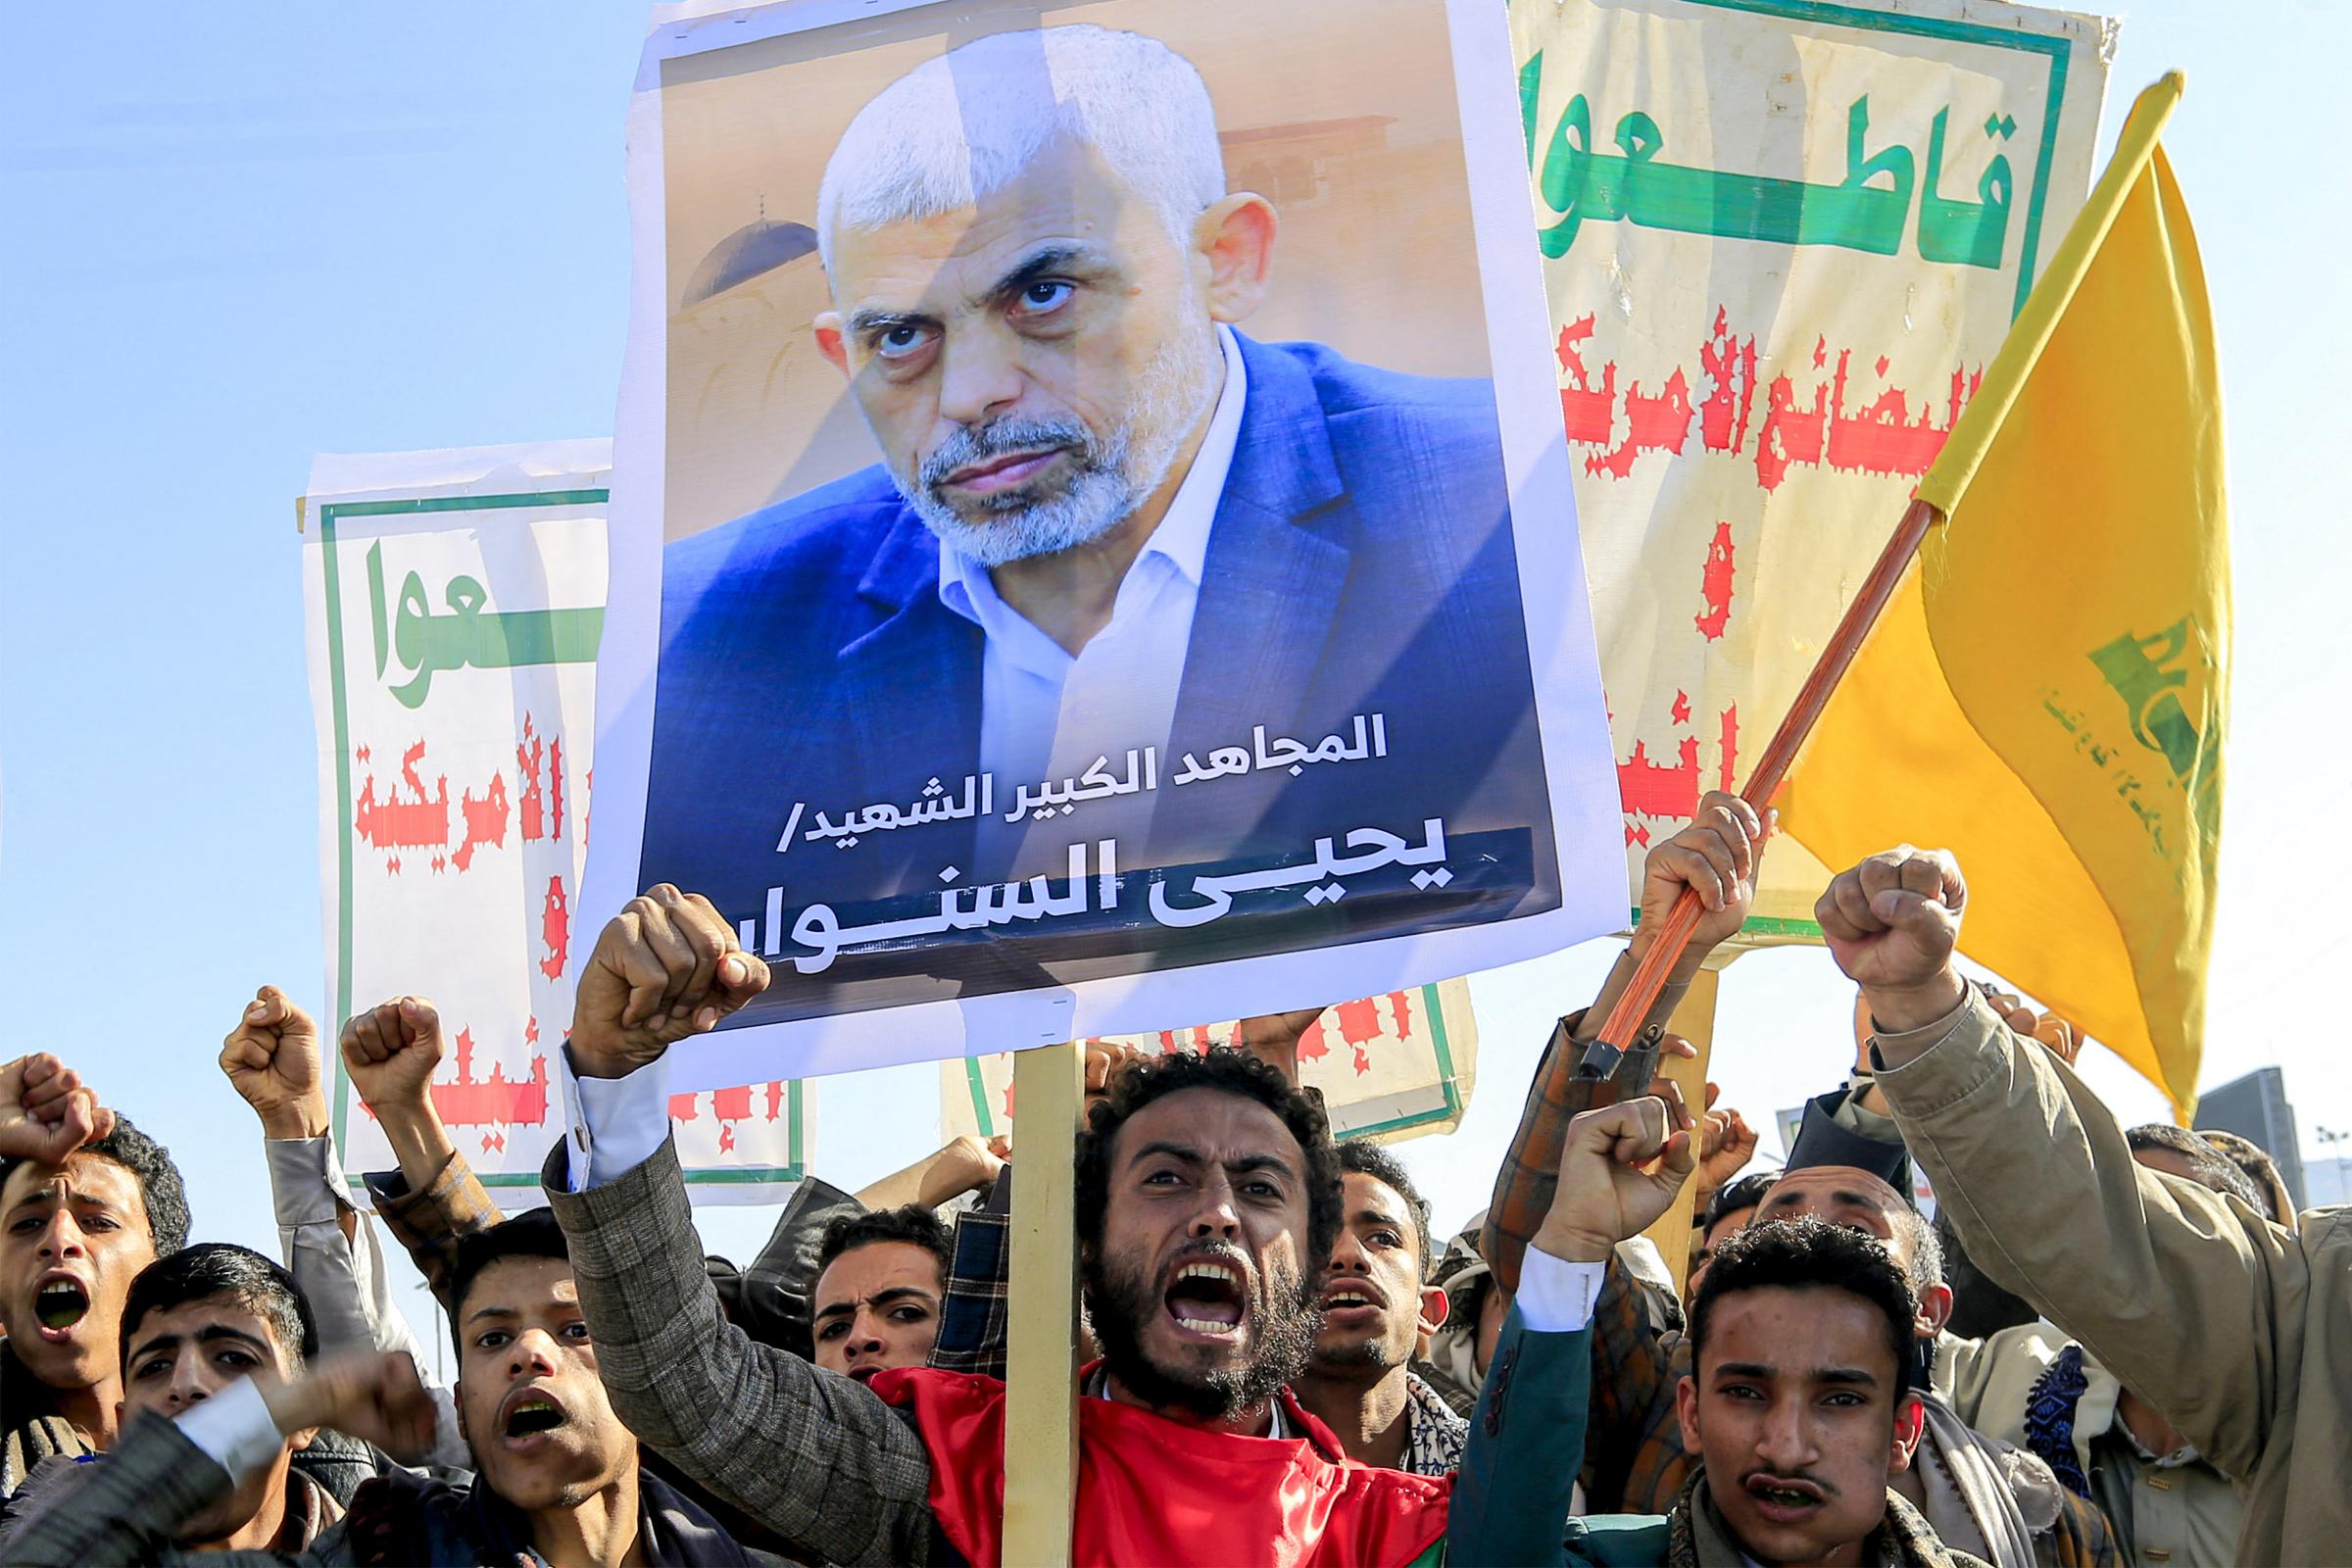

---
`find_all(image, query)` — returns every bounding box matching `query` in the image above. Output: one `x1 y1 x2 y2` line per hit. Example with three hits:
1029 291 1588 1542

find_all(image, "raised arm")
220 987 475 1469
0 1351 434 1568
339 996 506 1304
1484 792 1768 1291
546 886 936 1565
1448 1097 1698 1566
1820 845 2300 1482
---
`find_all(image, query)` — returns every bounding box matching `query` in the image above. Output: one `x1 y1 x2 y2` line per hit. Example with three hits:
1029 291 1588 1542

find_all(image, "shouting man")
0 1054 186 1491
540 884 1629 1566
1293 1140 1463 1474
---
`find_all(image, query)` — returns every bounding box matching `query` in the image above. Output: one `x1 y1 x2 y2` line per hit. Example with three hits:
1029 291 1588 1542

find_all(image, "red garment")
868 1366 1452 1567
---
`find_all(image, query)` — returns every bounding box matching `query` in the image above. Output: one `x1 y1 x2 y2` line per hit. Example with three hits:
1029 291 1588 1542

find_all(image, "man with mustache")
539 883 1647 1565
643 23 1549 1016
1452 1213 1991 1568
1292 1140 1464 1474
0 1211 767 1566
0 1053 186 1493
1482 799 2119 1568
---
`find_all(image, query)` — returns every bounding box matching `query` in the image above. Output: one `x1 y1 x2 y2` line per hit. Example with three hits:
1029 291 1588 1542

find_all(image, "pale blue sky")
3 3 2345 1352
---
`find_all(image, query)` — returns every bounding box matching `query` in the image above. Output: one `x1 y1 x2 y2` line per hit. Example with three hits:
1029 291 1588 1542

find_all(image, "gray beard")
895 324 1222 568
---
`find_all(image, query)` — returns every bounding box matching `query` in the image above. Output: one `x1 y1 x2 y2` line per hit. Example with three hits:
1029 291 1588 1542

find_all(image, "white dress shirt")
937 324 1247 872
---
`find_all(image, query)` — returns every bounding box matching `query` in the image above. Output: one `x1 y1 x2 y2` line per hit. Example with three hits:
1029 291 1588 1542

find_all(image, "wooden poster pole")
1635 958 1730 1296
1000 1039 1084 1567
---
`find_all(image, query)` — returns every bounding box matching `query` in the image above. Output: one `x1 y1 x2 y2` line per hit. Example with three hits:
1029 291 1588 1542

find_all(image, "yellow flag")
1781 74 2226 1118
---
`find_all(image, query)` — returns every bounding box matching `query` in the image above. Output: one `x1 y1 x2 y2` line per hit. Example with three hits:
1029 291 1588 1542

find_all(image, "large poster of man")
590 0 1622 1084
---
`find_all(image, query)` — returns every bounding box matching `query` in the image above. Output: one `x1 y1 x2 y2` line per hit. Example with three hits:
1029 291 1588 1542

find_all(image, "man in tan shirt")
1814 844 2348 1566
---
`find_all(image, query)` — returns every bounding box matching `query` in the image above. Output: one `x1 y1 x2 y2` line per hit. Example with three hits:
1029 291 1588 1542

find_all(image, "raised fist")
0 1054 113 1166
259 1350 437 1461
1818 847 1970 1033
1641 791 1772 972
220 987 329 1140
568 885 770 1079
1532 1097 1697 1264
340 996 447 1116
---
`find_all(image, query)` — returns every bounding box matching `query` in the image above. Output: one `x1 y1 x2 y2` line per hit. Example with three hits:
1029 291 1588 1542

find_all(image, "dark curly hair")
1075 1049 1343 1270
122 1243 317 1377
1691 1216 1920 1397
816 1203 953 1278
0 1113 190 1255
1335 1138 1433 1279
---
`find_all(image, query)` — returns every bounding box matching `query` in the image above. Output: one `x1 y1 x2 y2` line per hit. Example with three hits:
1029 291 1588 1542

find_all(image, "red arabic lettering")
538 875 570 981
355 742 448 855
430 1025 549 1130
1555 316 1618 446
1554 310 1982 493
1698 309 1758 456
1695 522 1736 641
1588 368 1693 480
451 773 509 872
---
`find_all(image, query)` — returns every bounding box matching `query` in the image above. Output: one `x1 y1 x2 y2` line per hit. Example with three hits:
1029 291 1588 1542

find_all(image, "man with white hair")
643 24 1549 1020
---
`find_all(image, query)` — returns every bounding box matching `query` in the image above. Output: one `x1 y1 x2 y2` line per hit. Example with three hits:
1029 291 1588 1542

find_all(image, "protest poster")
300 443 808 1200
942 979 1480 1148
1509 0 2112 932
590 0 1625 1087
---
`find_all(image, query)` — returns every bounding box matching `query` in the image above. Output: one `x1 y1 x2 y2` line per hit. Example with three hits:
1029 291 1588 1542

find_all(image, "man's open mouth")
1163 1259 1248 1340
1318 1281 1384 1315
33 1280 87 1333
1744 1475 1827 1514
503 1396 567 1439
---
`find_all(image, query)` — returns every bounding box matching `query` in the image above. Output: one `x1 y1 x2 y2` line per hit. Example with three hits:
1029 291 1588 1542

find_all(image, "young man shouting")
0 1211 766 1566
1452 1204 1986 1567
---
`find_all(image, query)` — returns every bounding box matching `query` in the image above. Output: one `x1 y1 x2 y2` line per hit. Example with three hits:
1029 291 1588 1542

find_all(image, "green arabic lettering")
382 565 605 710
1916 107 2014 270
1521 52 1922 261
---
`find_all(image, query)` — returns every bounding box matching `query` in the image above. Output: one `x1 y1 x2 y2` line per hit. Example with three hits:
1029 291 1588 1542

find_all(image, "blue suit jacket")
643 333 1557 1024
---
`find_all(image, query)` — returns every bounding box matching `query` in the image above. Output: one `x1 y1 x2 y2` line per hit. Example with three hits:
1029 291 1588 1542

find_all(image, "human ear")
1195 193 1278 324
1416 1283 1448 1337
1915 1282 1953 1340
1675 1374 1701 1452
1888 1395 1926 1473
452 1380 468 1447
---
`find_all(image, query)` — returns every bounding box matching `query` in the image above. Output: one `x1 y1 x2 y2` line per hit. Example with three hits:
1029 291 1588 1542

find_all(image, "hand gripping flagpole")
1575 496 1942 1087
1575 72 2190 1087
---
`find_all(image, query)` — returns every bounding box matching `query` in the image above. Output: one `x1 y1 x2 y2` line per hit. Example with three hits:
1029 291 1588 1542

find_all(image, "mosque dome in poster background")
681 215 817 308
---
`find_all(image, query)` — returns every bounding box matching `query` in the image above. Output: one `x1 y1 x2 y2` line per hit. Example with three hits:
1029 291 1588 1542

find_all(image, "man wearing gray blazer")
538 885 1615 1566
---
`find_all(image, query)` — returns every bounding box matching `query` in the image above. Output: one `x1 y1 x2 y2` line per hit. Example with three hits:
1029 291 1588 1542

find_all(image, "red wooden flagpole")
1585 497 1944 1061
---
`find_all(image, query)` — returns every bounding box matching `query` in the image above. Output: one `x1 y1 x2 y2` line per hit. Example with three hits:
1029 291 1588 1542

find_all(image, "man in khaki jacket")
1814 844 2348 1567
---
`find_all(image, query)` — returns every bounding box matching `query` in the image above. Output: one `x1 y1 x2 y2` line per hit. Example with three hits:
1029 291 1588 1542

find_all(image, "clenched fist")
1817 846 1971 1034
258 1350 437 1461
340 996 447 1116
0 1054 111 1166
1532 1097 1698 1264
220 987 328 1141
568 885 771 1079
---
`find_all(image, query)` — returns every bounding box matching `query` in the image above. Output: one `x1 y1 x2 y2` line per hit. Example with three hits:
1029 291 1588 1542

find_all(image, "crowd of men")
0 793 2330 1566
